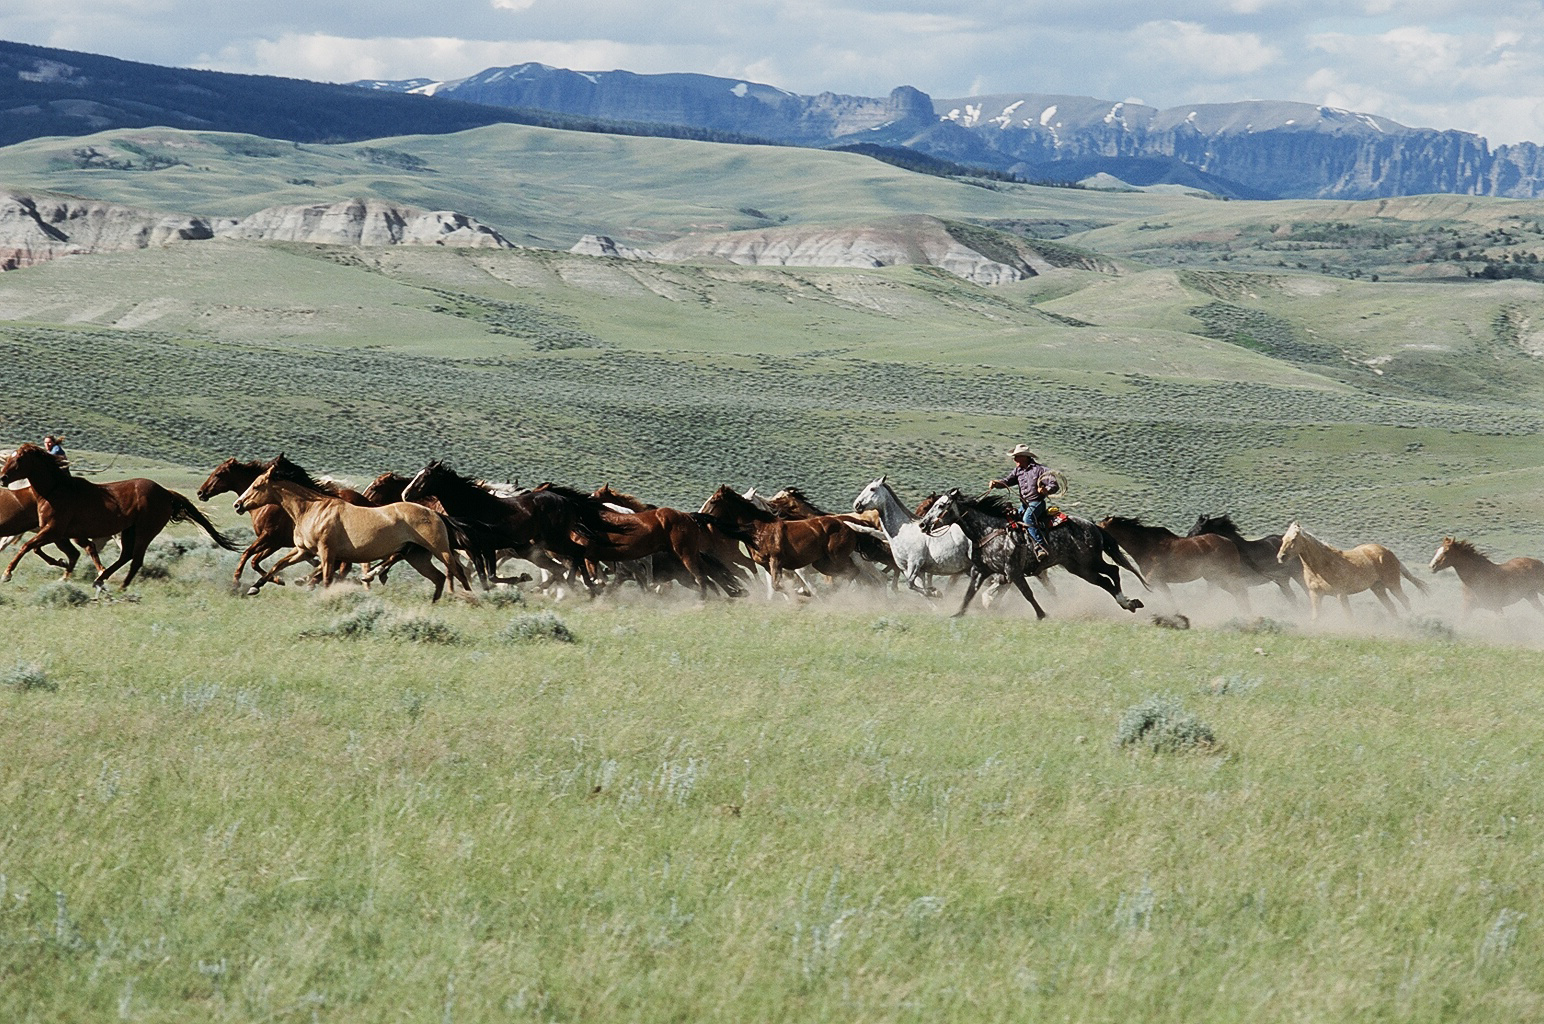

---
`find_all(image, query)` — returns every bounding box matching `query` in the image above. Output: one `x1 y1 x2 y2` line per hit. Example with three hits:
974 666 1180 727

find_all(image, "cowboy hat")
1006 443 1036 460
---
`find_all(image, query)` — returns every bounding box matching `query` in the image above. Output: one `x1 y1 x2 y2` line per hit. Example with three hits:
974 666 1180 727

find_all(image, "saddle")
1008 506 1069 531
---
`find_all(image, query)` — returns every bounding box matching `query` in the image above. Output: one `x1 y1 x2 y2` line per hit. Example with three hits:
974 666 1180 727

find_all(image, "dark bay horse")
2 444 238 588
402 462 615 592
699 485 884 598
920 489 1146 618
1188 513 1302 602
1430 537 1544 617
1099 515 1261 611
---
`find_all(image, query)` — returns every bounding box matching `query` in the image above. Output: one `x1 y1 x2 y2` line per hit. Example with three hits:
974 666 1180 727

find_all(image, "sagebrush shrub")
33 582 93 608
499 612 576 644
2 661 54 691
1116 694 1216 753
383 614 461 645
301 599 387 639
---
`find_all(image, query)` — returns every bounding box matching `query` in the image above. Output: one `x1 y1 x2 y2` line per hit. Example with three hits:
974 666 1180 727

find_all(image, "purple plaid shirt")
993 463 1057 505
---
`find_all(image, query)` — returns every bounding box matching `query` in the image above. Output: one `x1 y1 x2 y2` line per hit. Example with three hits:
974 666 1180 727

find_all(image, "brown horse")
1 443 238 588
0 482 111 577
1278 521 1428 621
1099 515 1261 611
589 484 749 597
234 466 469 601
699 484 884 598
1430 537 1544 617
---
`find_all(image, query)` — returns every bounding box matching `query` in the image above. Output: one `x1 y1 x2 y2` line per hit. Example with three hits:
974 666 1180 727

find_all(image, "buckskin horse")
2 443 238 589
920 489 1146 618
234 464 469 601
1277 521 1428 620
1429 537 1544 618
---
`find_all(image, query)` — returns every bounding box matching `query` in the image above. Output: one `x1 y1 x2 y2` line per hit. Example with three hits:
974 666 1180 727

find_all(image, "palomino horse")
1099 515 1262 612
1277 521 1428 620
234 466 469 601
920 490 1145 618
1430 537 1544 617
699 484 884 598
852 476 972 596
1 443 238 588
1188 513 1302 602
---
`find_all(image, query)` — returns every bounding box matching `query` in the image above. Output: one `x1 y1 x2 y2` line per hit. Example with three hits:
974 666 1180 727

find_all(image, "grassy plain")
2 121 1543 1019
1 546 1542 1022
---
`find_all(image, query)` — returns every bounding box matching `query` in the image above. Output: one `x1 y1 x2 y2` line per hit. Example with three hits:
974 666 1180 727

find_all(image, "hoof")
1124 598 1144 613
245 585 261 597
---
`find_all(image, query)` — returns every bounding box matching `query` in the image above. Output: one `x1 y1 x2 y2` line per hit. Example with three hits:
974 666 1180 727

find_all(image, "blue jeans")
1020 500 1048 549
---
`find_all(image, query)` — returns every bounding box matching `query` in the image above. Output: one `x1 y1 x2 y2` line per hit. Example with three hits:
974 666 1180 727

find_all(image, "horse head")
402 460 450 503
197 457 252 501
0 443 64 488
1277 521 1303 562
918 488 963 531
852 477 885 514
233 466 280 515
1429 536 1465 573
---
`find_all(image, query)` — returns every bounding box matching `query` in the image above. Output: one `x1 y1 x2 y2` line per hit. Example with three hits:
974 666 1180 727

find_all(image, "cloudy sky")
5 1 1543 145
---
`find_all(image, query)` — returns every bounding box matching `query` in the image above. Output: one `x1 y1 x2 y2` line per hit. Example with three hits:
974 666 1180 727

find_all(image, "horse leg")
952 570 985 618
93 527 139 589
1372 583 1405 617
1338 593 1353 619
247 547 313 595
1009 572 1047 620
401 547 447 601
1067 559 1143 613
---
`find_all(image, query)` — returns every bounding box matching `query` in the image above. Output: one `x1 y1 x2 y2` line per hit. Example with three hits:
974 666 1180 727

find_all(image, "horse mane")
1102 514 1145 529
957 491 1017 520
1443 538 1485 559
1192 513 1242 537
708 485 777 522
594 484 652 510
267 454 353 498
769 486 830 517
8 442 71 481
914 492 940 517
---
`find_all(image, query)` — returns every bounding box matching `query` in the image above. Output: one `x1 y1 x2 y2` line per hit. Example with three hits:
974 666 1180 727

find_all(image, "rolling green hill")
0 123 1542 559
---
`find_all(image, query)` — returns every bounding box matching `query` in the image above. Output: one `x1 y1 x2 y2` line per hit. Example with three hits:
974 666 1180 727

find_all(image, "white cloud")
1129 20 1279 77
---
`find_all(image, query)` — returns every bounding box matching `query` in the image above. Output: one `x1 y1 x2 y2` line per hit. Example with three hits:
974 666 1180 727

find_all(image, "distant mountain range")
357 64 1544 201
4 37 1543 202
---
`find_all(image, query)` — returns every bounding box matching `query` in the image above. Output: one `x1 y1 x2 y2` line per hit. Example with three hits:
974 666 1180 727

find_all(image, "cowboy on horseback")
988 443 1059 560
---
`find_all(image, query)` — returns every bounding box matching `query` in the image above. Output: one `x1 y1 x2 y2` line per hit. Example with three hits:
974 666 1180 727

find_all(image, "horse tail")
171 492 241 550
1100 526 1150 588
1398 559 1430 595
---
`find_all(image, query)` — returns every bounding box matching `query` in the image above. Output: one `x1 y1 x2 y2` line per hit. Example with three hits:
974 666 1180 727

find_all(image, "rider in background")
42 434 66 459
988 443 1059 559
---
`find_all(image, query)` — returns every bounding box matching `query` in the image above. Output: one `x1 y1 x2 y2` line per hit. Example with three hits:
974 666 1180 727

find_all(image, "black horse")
402 462 617 592
919 489 1147 618
1187 513 1303 602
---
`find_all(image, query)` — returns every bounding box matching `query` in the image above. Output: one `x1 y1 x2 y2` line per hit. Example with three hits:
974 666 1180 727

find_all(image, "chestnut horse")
1 443 238 588
1098 515 1261 612
0 481 110 577
1277 521 1427 621
698 484 884 598
1430 537 1544 617
234 466 469 601
590 484 749 597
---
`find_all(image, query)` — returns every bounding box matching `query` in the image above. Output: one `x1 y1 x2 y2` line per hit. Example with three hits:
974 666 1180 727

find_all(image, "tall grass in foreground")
1 559 1542 1022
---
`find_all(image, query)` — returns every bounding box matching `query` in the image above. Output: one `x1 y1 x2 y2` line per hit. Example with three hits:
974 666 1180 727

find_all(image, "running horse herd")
3 443 1543 623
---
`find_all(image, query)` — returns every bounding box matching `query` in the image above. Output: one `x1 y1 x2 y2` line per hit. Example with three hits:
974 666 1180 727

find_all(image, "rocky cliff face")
0 194 511 269
572 216 1044 286
215 199 511 248
0 190 212 269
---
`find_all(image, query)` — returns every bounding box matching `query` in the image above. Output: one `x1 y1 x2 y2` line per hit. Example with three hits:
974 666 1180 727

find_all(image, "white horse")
852 476 973 596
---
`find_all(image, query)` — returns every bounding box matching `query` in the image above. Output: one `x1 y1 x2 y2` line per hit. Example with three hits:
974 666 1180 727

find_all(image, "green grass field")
1 544 1541 1022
